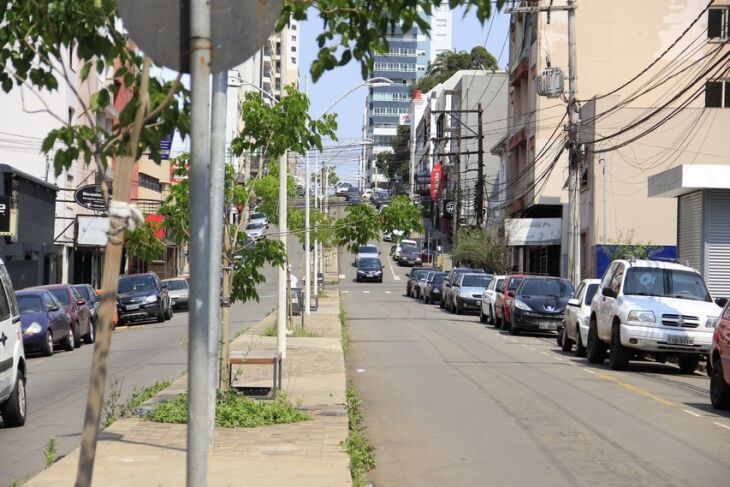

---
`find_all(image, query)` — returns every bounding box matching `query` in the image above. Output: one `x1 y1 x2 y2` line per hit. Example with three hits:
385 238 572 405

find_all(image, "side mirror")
567 298 580 307
602 287 617 299
716 297 728 308
76 299 86 306
47 304 60 312
161 282 169 290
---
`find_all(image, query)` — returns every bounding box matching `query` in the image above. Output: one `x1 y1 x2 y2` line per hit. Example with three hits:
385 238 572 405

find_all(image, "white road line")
555 356 567 361
540 352 550 356
713 422 730 431
363 290 371 294
683 409 701 418
385 256 400 281
529 347 537 351
341 290 349 294
339 274 346 279
583 368 595 374
384 291 392 294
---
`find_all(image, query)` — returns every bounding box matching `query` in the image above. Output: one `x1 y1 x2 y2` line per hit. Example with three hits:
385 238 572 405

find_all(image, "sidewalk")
26 287 349 486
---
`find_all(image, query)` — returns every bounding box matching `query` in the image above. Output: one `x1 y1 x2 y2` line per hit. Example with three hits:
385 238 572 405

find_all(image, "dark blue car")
17 289 74 356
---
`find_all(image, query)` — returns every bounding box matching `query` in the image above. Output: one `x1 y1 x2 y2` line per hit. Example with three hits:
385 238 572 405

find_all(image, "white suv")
587 259 723 373
0 258 26 427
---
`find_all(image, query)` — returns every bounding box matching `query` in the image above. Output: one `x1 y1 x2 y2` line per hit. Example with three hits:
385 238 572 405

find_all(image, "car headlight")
706 317 719 328
627 310 655 323
144 295 159 304
24 322 42 335
513 300 532 311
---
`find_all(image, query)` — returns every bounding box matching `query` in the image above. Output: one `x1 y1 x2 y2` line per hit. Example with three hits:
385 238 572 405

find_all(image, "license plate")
667 335 694 345
539 322 557 330
126 304 140 311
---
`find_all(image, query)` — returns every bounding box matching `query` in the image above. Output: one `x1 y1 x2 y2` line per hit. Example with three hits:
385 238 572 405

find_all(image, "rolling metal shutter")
706 189 730 298
677 191 703 273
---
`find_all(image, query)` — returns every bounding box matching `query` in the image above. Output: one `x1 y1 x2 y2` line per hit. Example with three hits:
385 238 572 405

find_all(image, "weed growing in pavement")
339 302 349 355
179 333 189 350
263 325 320 337
43 437 57 469
344 382 375 487
147 391 309 428
101 379 173 428
8 479 18 487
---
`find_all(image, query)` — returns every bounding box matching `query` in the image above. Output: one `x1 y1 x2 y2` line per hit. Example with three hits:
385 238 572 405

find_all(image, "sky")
296 6 511 181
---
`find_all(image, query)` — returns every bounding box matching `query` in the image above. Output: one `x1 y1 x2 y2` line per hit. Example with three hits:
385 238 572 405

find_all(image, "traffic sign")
118 0 283 74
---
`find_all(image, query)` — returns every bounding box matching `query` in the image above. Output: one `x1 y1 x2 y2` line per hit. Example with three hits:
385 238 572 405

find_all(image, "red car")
710 298 730 409
33 284 94 347
495 273 529 331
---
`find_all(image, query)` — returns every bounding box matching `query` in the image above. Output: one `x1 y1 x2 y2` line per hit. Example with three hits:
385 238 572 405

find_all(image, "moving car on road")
710 298 730 409
393 239 418 260
163 278 189 310
355 244 380 267
451 273 493 315
17 289 74 356
35 284 94 347
0 258 26 427
480 275 505 325
587 259 722 372
335 182 352 196
507 276 574 336
560 279 601 355
245 222 266 240
398 244 422 267
117 273 172 325
249 212 269 228
356 258 384 283
495 273 528 330
424 271 447 304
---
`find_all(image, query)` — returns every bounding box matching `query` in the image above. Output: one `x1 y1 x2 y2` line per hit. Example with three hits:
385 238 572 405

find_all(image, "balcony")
509 47 530 86
262 75 272 92
263 54 273 75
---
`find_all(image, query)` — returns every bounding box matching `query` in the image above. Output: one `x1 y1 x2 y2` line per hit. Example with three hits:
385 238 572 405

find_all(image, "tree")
413 46 499 94
602 229 662 262
336 204 382 254
125 221 166 264
375 125 410 181
380 195 424 238
452 228 511 273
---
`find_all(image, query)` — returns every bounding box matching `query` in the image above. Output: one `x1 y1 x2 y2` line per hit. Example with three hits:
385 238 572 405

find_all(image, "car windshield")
119 275 157 294
585 283 599 305
508 278 524 291
402 245 419 254
246 223 263 230
18 295 43 314
359 258 381 269
462 275 492 287
495 279 505 291
433 275 446 284
166 279 188 291
359 246 378 254
73 286 93 302
49 288 70 305
250 213 266 220
520 279 574 297
623 267 711 301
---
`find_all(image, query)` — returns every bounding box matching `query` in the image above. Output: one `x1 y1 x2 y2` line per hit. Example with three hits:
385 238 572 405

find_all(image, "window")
436 18 447 27
708 7 729 39
290 23 297 31
291 35 296 41
291 57 296 64
0 280 10 321
435 33 447 43
139 173 161 192
610 264 624 295
723 302 730 320
373 62 416 72
291 45 296 52
372 106 409 116
373 92 411 102
705 80 730 108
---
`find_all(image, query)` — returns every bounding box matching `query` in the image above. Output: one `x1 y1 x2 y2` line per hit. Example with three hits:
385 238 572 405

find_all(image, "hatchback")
17 289 74 356
34 284 93 347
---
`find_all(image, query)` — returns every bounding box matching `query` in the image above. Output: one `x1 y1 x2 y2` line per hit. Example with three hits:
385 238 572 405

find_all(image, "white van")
0 258 25 427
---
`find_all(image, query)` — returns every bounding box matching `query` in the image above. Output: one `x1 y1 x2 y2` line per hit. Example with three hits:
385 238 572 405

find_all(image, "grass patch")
339 302 349 355
102 379 173 428
263 325 320 337
147 392 309 428
344 382 375 486
43 437 57 469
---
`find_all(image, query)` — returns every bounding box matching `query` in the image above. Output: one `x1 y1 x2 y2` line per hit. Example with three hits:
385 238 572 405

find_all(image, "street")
342 241 730 487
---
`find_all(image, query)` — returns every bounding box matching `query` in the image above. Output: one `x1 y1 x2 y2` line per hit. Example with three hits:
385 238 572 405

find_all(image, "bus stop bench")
228 350 283 400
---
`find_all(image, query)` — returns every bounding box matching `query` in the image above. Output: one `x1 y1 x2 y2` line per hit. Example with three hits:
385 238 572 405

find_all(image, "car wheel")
479 309 487 323
710 357 730 410
561 328 574 352
72 323 82 348
557 327 564 347
42 330 54 357
455 300 463 315
0 369 27 427
586 320 606 364
609 324 630 370
156 310 165 323
439 298 445 309
356 276 361 282
508 320 520 335
83 320 95 344
678 355 699 374
575 326 587 357
64 328 75 352
378 277 383 283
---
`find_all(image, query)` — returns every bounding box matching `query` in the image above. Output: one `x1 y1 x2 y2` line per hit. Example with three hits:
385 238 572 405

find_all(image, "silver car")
451 273 493 315
480 275 505 326
163 278 189 310
245 222 266 240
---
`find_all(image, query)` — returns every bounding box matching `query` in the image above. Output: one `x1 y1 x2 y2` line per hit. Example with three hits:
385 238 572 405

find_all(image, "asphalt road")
342 240 730 487
0 225 306 486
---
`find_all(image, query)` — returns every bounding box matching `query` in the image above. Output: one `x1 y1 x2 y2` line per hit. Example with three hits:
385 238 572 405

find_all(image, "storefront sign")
77 216 110 246
74 184 110 211
0 195 12 236
160 132 174 160
445 201 455 215
145 214 165 239
430 162 443 200
505 218 562 246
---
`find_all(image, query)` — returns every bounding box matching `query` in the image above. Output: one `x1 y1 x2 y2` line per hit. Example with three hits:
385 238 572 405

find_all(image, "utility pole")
313 152 319 297
506 0 580 284
277 151 288 358
304 149 311 315
475 102 485 227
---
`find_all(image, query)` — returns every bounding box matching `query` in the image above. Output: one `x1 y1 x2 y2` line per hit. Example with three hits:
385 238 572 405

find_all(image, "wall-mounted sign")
0 195 15 237
505 218 562 246
160 133 174 160
445 201 455 215
77 216 110 246
74 184 110 211
430 162 443 200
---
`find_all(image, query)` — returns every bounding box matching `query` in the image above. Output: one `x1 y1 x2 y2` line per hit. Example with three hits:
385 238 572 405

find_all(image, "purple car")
17 289 74 356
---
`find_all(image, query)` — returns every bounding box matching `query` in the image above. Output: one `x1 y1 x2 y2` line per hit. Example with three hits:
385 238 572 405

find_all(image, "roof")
0 164 59 192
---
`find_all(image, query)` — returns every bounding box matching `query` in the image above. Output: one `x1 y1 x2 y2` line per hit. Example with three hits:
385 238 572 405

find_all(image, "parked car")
480 275 505 325
398 245 422 267
245 222 266 240
441 268 485 313
162 277 189 310
393 239 418 261
710 298 730 409
372 189 391 209
424 271 448 304
451 273 493 315
35 284 93 347
406 268 430 297
117 273 172 325
355 244 380 267
249 212 269 228
345 186 360 200
17 289 74 356
507 276 574 336
587 259 722 372
416 271 434 300
495 273 529 330
335 182 352 196
382 229 404 242
356 258 384 283
362 188 373 201
95 288 119 328
0 259 25 427
560 279 601 355
72 284 100 325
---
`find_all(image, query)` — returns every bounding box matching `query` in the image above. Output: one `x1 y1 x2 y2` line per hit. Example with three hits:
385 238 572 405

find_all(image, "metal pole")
313 152 319 297
188 0 212 482
277 152 288 358
567 0 581 285
476 103 484 226
208 71 226 441
305 149 311 314
602 157 608 244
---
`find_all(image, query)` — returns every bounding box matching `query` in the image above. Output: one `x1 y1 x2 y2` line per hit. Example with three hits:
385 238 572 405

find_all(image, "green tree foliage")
452 228 510 273
413 47 499 94
375 126 410 181
125 220 166 263
602 229 662 262
250 161 296 226
280 0 507 81
336 204 382 254
380 195 424 237
231 236 286 304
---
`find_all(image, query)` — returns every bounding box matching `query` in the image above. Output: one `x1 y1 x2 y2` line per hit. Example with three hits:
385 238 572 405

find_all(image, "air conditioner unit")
536 67 564 98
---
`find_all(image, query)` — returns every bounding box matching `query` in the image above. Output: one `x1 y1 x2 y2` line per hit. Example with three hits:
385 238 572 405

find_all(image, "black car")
424 271 447 304
406 268 430 297
356 258 384 283
508 277 574 335
117 273 172 325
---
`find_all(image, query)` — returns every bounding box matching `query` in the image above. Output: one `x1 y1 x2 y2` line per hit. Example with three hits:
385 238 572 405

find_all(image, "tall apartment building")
500 0 730 278
364 4 452 188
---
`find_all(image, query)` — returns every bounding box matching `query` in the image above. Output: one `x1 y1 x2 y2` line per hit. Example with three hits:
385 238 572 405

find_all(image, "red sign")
145 214 165 239
430 162 443 200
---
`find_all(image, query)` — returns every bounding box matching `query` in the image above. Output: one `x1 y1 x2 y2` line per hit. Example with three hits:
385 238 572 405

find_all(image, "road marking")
713 422 730 431
683 409 702 418
384 290 392 294
583 368 595 374
363 290 371 294
593 370 678 407
555 356 567 361
540 352 550 356
529 347 537 351
385 256 400 281
339 274 346 279
341 290 349 294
